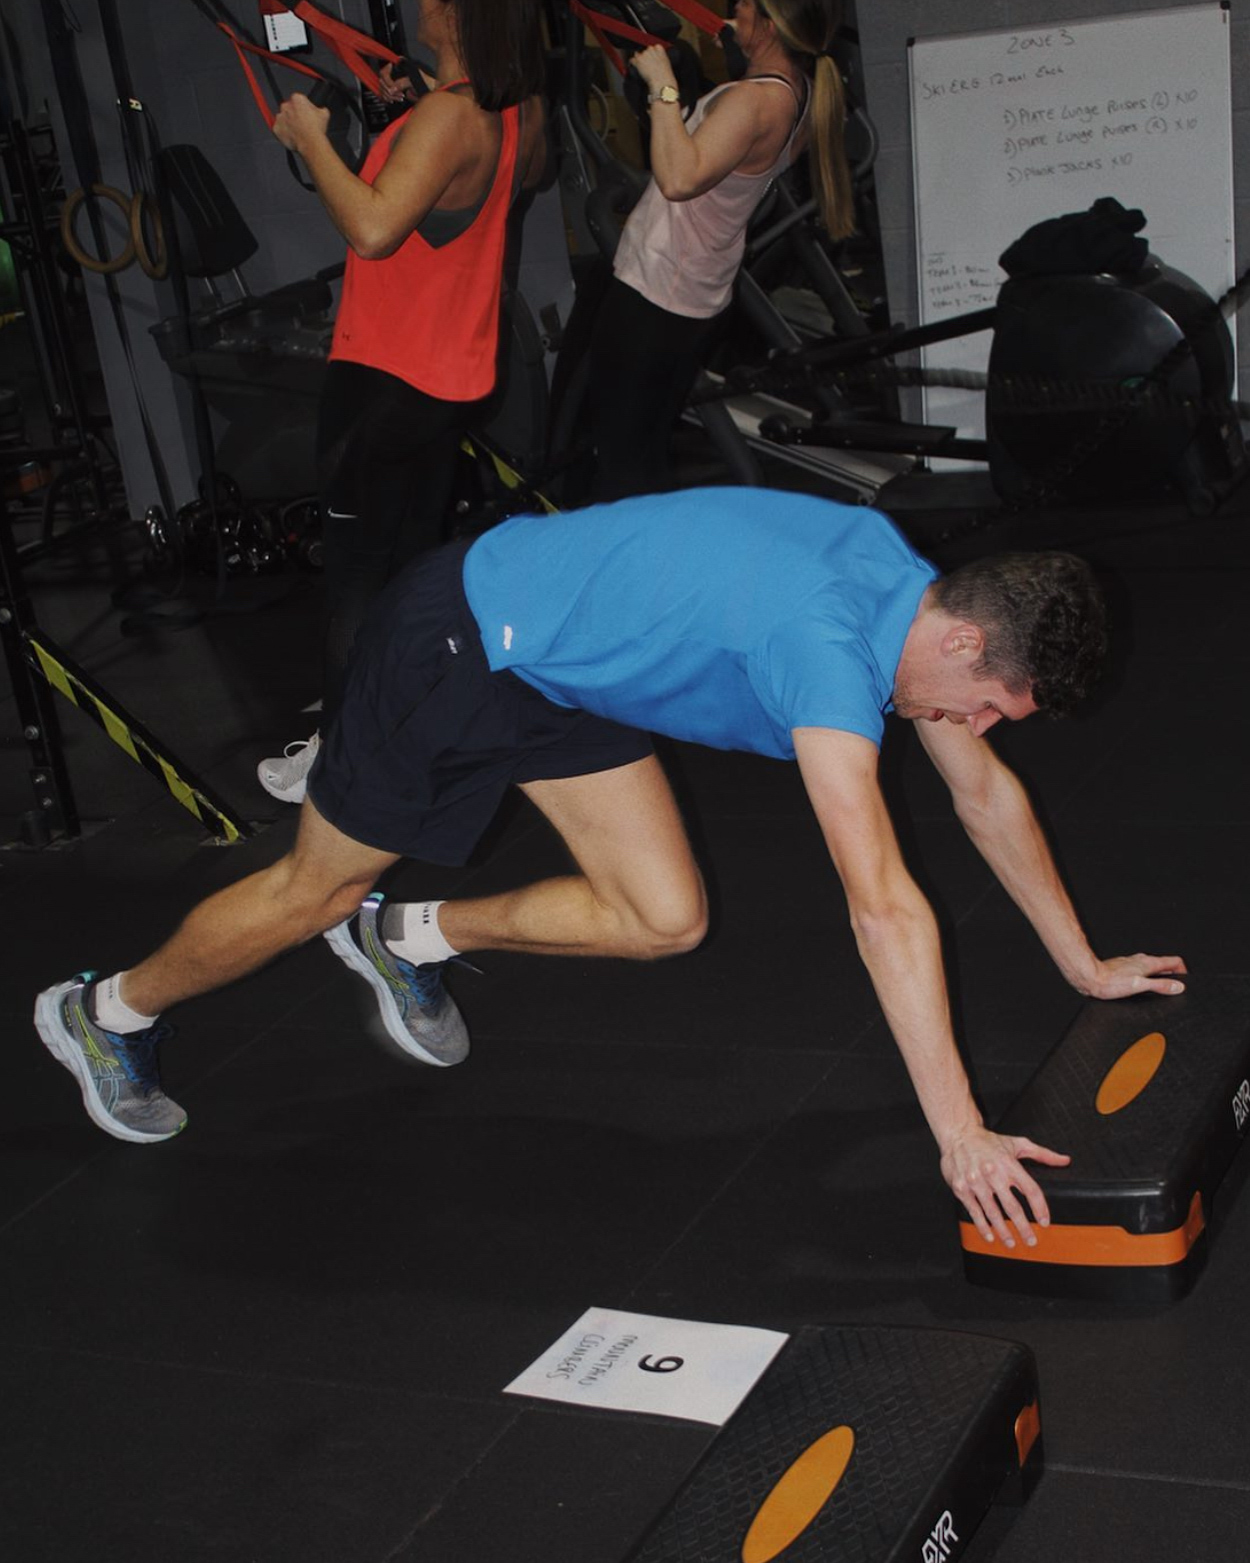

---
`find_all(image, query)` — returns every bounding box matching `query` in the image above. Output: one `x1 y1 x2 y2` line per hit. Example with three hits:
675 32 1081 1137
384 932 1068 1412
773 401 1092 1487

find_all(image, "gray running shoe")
34 974 187 1144
324 892 470 1067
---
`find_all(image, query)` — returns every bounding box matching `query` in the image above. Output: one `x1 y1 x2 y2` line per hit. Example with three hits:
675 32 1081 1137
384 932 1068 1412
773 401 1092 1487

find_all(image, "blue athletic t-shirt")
462 488 938 760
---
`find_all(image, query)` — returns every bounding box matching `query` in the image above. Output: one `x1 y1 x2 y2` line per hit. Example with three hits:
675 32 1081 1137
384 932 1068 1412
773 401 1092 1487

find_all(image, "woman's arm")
630 45 789 201
272 91 474 258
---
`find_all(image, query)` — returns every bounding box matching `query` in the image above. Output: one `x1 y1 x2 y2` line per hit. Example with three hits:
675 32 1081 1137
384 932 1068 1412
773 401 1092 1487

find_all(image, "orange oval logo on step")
741 1425 855 1563
1095 1032 1166 1115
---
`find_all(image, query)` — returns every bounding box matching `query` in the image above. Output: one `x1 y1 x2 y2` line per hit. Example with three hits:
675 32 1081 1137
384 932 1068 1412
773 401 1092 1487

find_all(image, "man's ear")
941 623 986 659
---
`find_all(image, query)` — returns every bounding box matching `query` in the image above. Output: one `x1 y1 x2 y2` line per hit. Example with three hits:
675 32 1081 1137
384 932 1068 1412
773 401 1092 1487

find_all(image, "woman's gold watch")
648 84 681 105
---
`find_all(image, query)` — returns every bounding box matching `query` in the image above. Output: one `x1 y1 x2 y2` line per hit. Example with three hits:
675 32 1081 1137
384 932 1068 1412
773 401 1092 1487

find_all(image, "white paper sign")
504 1307 789 1426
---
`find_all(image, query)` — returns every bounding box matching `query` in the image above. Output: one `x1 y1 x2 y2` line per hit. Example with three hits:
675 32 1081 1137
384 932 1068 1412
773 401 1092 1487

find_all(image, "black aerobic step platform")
961 978 1250 1302
626 1325 1040 1563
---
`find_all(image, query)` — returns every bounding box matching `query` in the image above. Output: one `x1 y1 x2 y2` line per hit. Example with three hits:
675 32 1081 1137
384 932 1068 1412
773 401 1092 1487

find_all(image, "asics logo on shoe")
363 929 402 989
72 1002 118 1067
363 928 441 1013
323 900 468 1067
35 978 186 1142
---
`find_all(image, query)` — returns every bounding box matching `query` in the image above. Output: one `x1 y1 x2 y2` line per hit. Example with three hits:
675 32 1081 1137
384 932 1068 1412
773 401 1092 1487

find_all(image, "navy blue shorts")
307 540 654 864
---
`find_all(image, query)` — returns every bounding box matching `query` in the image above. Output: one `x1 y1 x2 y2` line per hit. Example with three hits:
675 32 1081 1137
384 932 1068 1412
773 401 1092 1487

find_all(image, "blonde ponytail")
810 53 854 240
766 0 855 241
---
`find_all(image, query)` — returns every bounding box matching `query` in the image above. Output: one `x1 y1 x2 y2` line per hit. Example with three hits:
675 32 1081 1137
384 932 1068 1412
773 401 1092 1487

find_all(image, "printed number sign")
504 1307 789 1426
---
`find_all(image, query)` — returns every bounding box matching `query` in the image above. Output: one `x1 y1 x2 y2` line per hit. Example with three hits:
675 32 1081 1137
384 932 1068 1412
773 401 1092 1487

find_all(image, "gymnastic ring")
129 190 168 280
60 184 136 275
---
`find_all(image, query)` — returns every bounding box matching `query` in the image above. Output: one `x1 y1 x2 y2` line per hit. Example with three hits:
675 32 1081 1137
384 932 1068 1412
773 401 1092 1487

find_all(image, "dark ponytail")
454 0 547 111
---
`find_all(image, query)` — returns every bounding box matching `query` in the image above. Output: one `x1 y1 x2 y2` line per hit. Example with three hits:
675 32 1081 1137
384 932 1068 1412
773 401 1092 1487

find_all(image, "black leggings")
587 277 725 504
316 361 476 724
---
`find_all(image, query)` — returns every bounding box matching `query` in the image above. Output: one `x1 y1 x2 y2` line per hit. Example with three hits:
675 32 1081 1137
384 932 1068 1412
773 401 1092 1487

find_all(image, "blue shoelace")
106 1021 176 1092
393 956 444 1010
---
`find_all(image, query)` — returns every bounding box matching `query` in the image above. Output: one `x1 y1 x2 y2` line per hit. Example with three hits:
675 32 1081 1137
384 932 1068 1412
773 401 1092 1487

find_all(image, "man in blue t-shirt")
35 489 1186 1249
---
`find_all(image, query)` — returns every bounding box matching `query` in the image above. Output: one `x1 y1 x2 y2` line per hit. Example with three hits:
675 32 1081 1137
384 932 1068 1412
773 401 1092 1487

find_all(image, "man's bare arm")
793 726 1070 1247
915 718 1186 998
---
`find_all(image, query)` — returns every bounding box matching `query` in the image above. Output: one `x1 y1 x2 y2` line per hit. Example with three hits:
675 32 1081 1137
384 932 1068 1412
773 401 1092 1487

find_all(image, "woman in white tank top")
587 0 852 502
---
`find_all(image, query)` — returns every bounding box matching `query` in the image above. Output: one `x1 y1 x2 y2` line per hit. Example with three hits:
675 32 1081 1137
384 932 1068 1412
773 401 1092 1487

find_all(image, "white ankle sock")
91 972 160 1034
384 900 460 965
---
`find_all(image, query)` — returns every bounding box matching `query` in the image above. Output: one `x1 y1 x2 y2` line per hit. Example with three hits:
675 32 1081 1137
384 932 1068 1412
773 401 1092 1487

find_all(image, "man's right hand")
941 1125 1071 1248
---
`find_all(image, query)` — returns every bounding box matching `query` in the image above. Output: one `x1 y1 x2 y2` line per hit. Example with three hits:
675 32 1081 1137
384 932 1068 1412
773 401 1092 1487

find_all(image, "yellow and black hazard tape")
24 631 252 843
461 435 559 514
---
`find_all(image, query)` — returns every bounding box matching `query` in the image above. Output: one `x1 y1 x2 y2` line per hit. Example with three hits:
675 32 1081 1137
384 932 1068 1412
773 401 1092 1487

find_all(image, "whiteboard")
908 5 1234 457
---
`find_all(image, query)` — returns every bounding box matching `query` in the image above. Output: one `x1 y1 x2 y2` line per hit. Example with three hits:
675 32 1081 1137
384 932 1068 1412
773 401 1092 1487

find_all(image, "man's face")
893 664 1038 737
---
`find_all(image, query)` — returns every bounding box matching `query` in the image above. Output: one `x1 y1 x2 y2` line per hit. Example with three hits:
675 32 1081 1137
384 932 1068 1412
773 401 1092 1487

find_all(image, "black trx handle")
719 24 747 80
187 0 370 184
307 76 367 174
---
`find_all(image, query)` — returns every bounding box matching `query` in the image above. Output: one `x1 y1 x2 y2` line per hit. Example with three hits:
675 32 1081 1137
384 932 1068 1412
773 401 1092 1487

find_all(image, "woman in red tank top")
257 0 547 804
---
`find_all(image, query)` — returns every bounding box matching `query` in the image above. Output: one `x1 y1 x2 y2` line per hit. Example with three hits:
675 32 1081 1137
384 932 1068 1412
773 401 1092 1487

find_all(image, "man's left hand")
1077 952 1188 1000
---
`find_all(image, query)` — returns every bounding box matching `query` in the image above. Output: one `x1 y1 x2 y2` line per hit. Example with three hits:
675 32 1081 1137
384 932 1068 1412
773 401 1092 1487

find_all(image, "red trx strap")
570 2 662 75
569 0 730 77
203 0 403 130
212 0 730 128
214 22 319 129
650 0 728 37
284 1 402 95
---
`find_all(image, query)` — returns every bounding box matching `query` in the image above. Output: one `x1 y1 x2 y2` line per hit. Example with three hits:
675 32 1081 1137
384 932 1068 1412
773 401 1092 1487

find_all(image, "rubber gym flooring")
3 467 1249 1562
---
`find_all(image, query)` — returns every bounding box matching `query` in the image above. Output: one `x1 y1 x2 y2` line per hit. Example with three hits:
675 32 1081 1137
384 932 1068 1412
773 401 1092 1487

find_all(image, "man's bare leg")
121 800 399 1015
35 803 398 1141
437 755 708 961
37 758 703 1141
115 755 701 1019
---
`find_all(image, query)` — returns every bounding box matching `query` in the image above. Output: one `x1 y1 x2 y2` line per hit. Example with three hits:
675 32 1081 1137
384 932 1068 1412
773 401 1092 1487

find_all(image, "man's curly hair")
930 552 1108 716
